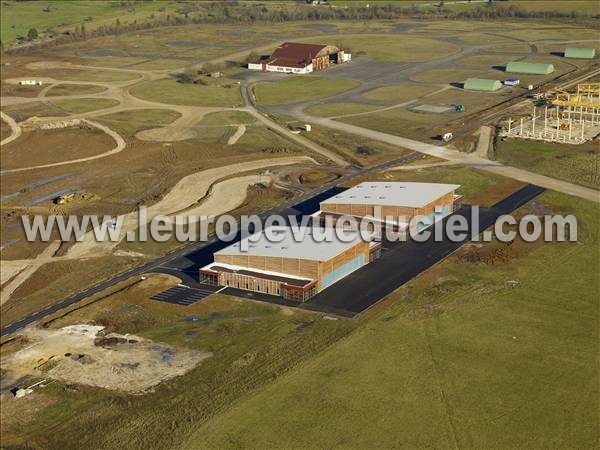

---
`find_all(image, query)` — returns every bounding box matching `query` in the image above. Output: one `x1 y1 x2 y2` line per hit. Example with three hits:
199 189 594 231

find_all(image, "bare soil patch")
412 104 453 114
2 324 211 393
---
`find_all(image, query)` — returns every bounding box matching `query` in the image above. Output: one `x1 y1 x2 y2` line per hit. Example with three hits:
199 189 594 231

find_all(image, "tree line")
3 1 598 55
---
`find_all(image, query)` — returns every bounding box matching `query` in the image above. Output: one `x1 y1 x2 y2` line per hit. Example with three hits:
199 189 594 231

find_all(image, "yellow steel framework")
552 82 600 108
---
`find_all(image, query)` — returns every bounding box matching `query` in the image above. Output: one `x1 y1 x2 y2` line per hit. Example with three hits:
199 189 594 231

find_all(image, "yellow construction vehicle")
55 193 75 205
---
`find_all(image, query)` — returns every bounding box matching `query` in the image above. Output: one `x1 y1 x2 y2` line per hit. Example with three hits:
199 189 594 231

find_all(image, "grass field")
362 84 441 103
495 138 600 190
0 273 356 449
500 0 598 13
300 124 411 167
254 76 359 106
49 98 119 114
45 84 108 97
130 79 243 107
410 68 493 84
198 111 256 126
337 85 515 140
94 108 182 136
314 35 461 62
2 12 600 449
0 126 115 170
303 102 380 118
2 101 68 122
0 0 179 44
34 68 140 82
182 184 599 449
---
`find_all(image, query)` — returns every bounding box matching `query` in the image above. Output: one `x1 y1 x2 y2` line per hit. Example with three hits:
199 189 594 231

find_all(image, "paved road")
0 152 418 337
239 83 348 166
300 115 600 203
305 184 546 315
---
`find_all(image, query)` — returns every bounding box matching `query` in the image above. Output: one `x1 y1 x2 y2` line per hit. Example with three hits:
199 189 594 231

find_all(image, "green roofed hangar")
463 78 502 91
505 61 554 75
564 47 596 59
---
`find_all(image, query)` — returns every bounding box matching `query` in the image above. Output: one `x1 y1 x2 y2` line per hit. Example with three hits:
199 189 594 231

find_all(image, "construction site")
501 82 600 145
0 1 599 448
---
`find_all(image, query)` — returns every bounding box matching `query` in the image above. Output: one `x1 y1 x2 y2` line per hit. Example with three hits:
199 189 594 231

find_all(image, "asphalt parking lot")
151 285 221 306
304 184 545 315
157 184 544 317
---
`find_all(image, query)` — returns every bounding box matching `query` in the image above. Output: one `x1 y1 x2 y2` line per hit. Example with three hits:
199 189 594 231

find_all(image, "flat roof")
214 226 365 262
320 182 460 208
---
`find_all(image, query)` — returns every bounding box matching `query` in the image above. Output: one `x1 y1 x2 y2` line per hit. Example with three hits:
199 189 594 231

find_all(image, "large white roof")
321 181 460 208
215 226 366 262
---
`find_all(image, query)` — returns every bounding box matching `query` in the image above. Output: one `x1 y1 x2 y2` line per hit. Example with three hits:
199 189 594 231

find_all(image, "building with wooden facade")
319 181 462 236
200 226 379 302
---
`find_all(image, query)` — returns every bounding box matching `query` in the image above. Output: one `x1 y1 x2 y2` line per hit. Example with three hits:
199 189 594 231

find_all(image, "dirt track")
2 59 347 166
2 34 599 309
0 118 126 174
1 54 329 298
0 111 21 146
227 124 246 145
1 240 61 306
65 156 315 259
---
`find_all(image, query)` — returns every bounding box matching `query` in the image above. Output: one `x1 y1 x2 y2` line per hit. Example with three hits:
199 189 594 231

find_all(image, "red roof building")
248 42 350 74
